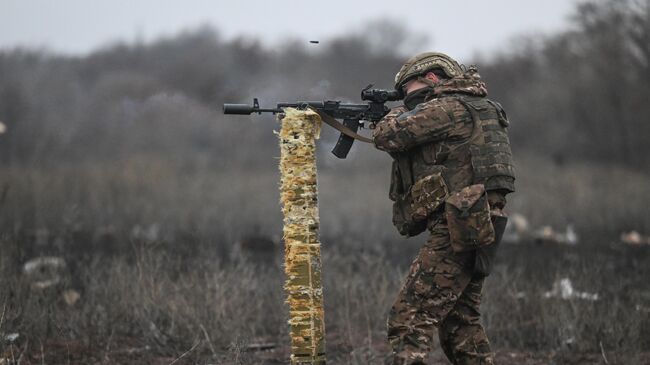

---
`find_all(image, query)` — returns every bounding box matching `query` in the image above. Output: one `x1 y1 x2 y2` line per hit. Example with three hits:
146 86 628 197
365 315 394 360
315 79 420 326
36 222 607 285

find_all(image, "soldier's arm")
372 100 454 152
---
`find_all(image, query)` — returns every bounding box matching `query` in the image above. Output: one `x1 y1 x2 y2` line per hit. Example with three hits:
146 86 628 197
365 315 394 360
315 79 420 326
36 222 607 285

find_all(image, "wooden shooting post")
278 108 326 365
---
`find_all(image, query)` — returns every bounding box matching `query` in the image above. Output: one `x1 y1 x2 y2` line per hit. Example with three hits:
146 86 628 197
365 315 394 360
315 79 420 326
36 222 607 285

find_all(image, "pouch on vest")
392 172 448 237
392 194 427 237
445 184 495 252
410 172 448 222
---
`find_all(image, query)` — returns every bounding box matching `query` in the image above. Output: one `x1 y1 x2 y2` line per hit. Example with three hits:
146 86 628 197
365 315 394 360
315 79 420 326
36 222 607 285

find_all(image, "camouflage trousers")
387 220 493 365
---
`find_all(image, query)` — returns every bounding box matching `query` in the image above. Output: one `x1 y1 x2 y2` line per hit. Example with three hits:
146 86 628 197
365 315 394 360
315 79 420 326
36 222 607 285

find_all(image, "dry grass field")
1 1 649 362
1 155 649 364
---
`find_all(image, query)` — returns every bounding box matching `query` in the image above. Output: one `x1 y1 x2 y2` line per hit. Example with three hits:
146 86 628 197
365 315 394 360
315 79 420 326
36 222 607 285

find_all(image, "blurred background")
0 0 649 364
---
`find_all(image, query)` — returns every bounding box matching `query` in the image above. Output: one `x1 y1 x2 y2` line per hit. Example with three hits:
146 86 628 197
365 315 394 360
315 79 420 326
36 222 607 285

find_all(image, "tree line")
0 0 647 169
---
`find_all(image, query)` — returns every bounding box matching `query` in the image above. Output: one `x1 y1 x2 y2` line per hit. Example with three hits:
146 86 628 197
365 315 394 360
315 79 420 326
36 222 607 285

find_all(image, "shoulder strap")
454 95 484 144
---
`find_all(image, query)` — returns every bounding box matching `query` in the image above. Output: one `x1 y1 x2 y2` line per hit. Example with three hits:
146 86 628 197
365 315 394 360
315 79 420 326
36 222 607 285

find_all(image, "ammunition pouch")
445 184 495 252
392 172 448 237
392 194 427 237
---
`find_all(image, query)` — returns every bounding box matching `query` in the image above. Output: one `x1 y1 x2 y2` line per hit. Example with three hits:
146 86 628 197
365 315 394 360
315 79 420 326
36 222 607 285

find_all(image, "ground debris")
533 225 578 245
245 342 277 352
23 256 67 290
543 278 599 301
620 230 650 246
62 289 81 306
502 213 579 245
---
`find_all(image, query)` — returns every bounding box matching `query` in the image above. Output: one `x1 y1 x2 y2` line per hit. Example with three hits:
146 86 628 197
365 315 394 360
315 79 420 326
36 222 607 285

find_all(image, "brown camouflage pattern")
373 101 453 153
410 172 448 222
373 68 513 364
373 67 513 218
445 184 495 253
387 220 493 365
430 67 488 99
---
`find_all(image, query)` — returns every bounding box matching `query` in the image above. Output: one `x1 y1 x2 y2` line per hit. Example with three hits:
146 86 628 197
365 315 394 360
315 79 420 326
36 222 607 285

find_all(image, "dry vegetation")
1 0 649 363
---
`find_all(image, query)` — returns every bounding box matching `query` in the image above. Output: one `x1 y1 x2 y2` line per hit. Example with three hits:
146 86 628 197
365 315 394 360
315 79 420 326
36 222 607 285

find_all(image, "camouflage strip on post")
278 108 326 365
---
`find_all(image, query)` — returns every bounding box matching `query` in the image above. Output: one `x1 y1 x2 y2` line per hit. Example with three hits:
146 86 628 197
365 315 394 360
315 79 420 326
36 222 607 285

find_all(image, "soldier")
372 52 515 365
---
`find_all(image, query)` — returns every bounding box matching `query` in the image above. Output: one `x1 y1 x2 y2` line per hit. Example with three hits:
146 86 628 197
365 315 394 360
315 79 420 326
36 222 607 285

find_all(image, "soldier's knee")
446 305 482 328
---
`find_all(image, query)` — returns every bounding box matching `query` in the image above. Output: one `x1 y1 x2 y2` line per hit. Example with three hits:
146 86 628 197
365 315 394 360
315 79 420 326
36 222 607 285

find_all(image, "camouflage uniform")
373 57 515 365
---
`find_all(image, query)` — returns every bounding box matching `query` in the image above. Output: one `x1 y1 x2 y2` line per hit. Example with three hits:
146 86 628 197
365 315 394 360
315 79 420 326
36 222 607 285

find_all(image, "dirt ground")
3 335 649 365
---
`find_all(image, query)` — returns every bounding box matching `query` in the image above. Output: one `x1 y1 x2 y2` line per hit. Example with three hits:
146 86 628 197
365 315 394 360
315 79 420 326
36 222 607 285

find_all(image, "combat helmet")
394 52 463 91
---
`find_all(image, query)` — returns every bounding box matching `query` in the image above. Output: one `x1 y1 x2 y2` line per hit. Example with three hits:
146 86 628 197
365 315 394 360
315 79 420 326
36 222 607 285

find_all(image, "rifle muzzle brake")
223 104 255 115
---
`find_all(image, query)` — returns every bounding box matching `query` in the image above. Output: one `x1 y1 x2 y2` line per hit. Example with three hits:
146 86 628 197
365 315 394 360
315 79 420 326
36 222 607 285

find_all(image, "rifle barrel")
223 103 282 115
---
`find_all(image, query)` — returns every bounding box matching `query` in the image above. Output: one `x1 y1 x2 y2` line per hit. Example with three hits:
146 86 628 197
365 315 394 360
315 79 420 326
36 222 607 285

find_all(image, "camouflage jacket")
373 72 515 236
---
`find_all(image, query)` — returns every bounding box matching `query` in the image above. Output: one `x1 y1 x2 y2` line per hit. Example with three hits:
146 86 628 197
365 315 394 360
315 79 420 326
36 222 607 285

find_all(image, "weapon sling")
310 108 373 143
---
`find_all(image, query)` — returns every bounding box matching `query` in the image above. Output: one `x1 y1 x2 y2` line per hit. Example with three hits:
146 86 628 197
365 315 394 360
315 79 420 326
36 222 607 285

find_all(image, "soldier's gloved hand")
473 215 508 277
474 242 498 277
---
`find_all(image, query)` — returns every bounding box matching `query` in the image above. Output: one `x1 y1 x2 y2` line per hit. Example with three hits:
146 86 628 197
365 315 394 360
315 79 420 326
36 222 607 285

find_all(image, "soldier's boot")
387 351 428 365
439 320 493 364
386 325 432 365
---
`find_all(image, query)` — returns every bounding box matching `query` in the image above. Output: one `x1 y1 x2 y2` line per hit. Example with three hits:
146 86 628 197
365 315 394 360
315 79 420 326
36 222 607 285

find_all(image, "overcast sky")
2 0 580 60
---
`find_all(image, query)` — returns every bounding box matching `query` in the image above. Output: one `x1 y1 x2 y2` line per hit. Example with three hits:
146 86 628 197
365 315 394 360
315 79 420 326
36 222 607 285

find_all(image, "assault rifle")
223 85 402 158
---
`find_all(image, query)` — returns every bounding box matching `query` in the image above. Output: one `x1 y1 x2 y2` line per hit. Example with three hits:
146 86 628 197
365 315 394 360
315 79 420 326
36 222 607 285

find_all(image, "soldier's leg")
387 222 474 365
437 191 505 364
439 275 493 365
386 253 433 365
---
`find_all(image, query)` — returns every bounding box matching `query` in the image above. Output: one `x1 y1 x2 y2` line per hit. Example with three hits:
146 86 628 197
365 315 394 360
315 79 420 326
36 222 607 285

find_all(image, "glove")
473 215 508 277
